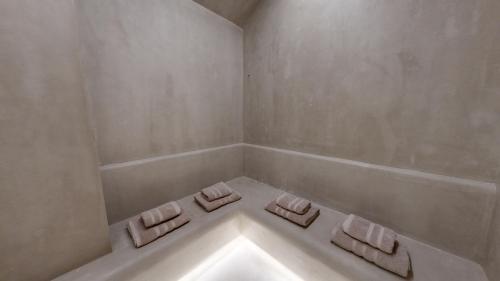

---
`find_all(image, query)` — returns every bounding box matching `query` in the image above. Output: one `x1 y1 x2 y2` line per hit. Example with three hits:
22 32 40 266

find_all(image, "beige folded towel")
194 191 241 212
265 200 320 228
201 182 233 202
140 201 182 228
127 213 190 248
275 192 311 215
342 214 396 254
331 223 411 278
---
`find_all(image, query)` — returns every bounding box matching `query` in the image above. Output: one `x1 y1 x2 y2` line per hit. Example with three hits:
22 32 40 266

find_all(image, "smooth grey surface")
482 2 500 280
244 144 496 263
243 1 500 278
101 144 243 224
193 0 261 27
2 1 497 280
79 0 243 165
56 177 489 281
487 195 500 281
243 0 500 183
0 1 111 280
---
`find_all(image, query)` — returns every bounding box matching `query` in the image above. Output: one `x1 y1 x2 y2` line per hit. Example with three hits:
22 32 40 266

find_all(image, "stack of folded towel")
331 214 411 278
265 192 320 228
194 182 241 212
127 201 190 248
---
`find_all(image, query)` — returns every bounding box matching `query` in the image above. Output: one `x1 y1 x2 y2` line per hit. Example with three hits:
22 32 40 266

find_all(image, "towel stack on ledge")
265 192 320 228
194 182 241 212
331 214 411 278
127 201 190 248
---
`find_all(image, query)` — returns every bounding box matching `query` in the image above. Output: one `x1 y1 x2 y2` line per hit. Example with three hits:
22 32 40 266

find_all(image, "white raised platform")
55 177 489 281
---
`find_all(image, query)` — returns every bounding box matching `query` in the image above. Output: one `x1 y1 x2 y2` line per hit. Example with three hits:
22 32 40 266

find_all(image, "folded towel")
140 201 182 228
331 223 411 278
275 192 311 215
265 200 320 228
342 214 396 254
127 213 190 248
201 182 233 202
194 191 241 212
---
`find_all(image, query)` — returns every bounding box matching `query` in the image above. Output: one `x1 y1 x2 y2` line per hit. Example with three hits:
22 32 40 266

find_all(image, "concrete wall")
483 1 500 280
0 1 111 280
244 144 495 261
487 195 500 280
243 0 500 267
244 0 499 182
194 0 261 26
102 144 243 223
78 0 244 222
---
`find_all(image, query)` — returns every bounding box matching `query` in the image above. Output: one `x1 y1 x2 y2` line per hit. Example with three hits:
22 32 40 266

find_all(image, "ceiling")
193 0 261 27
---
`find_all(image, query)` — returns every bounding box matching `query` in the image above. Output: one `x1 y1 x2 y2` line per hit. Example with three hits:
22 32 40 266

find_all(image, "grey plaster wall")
244 144 495 262
0 1 111 280
244 0 500 183
483 1 500 280
487 196 500 281
78 0 244 224
102 145 243 224
194 0 261 26
79 0 243 166
243 0 500 275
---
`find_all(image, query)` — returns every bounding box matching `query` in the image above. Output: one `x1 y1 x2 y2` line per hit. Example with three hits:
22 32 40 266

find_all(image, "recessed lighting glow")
177 236 304 281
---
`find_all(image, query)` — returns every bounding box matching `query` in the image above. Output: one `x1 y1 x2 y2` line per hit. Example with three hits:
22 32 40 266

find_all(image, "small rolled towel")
201 182 233 202
127 213 190 248
331 223 411 278
275 192 311 215
140 201 182 228
342 214 396 254
265 200 320 228
194 191 241 212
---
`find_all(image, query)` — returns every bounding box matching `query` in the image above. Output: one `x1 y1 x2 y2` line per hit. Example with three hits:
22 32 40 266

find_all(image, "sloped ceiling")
193 0 261 27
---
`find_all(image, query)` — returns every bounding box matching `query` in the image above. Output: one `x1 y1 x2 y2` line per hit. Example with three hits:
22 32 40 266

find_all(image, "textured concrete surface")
483 1 500 279
487 195 500 281
244 1 500 278
2 0 498 280
244 0 500 183
0 1 111 280
56 177 489 281
193 0 261 27
101 144 243 224
244 144 496 262
78 0 243 165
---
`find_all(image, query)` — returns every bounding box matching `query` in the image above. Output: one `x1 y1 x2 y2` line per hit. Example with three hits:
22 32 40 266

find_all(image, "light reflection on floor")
177 236 304 281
